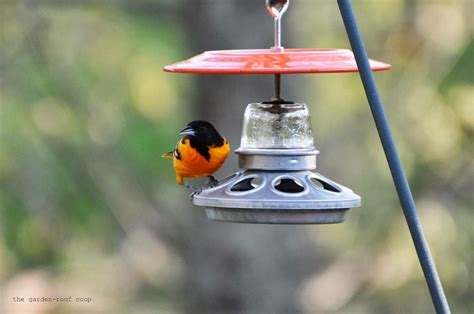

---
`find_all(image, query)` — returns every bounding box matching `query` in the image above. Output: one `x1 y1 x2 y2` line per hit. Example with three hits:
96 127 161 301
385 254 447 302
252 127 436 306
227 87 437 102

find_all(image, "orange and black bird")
162 121 230 190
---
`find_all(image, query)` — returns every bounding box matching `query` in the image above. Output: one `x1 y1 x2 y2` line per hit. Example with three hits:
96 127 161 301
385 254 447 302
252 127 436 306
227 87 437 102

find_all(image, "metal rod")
273 15 282 100
266 0 288 101
274 16 282 47
336 1 450 313
274 74 281 100
266 0 289 48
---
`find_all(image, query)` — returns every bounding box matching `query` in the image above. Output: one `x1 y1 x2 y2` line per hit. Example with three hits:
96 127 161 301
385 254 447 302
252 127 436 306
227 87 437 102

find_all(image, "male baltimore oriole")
162 121 230 189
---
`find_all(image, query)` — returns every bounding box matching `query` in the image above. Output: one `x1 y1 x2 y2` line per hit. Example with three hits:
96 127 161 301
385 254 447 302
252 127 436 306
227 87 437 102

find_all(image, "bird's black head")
180 121 225 160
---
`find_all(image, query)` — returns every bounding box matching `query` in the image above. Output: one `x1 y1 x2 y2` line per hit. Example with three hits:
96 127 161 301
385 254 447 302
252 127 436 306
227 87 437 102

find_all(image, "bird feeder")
164 0 450 311
165 1 388 224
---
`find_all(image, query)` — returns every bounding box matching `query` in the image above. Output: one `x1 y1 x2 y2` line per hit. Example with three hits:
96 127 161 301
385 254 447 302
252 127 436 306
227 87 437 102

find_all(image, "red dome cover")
164 48 391 74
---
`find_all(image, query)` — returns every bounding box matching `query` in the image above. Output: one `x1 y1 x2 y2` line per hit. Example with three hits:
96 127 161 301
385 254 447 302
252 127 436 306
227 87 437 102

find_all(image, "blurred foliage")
0 1 473 313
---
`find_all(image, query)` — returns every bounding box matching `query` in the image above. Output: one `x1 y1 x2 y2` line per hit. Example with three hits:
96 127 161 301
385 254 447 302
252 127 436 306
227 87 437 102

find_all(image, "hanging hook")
266 0 289 49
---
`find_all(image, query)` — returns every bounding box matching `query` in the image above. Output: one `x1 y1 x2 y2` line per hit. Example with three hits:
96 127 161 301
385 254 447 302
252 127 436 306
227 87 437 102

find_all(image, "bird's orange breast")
173 138 230 182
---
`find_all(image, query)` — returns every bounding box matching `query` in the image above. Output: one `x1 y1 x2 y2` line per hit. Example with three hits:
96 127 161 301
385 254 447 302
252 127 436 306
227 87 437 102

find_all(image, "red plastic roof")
164 48 391 74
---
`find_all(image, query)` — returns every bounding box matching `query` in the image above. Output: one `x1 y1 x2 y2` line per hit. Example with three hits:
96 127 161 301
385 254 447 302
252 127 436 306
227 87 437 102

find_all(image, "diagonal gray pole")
336 0 450 313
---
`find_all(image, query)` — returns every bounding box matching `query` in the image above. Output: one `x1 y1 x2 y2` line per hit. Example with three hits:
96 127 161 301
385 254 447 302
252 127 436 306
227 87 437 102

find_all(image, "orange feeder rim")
163 48 391 74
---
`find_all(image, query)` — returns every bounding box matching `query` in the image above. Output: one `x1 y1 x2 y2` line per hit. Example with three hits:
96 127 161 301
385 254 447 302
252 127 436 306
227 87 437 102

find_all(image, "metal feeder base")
193 171 361 224
203 207 349 224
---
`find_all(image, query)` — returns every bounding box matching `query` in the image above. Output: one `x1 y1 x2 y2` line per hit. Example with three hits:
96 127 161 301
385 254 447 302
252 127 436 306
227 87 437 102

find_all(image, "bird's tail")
161 151 173 158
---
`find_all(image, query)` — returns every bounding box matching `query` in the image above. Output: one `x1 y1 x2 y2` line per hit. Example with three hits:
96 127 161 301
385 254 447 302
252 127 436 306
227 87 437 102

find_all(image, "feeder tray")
194 171 360 224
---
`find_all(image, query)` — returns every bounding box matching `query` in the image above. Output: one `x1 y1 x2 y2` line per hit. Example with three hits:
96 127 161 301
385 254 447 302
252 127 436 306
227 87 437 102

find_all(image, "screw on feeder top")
266 0 289 101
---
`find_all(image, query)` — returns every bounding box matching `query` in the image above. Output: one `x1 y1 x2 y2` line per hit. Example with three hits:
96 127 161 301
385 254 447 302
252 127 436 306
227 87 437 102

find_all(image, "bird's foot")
206 175 219 188
183 177 218 199
183 183 203 198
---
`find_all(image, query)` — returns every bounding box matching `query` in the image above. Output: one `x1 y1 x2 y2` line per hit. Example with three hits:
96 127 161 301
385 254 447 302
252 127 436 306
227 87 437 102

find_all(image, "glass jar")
239 101 314 149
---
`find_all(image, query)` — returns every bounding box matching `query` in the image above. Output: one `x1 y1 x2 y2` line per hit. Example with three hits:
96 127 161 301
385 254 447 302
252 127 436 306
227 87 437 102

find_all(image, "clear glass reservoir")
240 102 314 149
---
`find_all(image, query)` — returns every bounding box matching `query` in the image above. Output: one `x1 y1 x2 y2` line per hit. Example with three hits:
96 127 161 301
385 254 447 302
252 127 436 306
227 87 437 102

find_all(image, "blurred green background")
0 0 472 313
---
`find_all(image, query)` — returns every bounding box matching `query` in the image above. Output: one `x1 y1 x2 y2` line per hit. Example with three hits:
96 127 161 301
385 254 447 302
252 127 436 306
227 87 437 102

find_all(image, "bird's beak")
180 126 196 136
